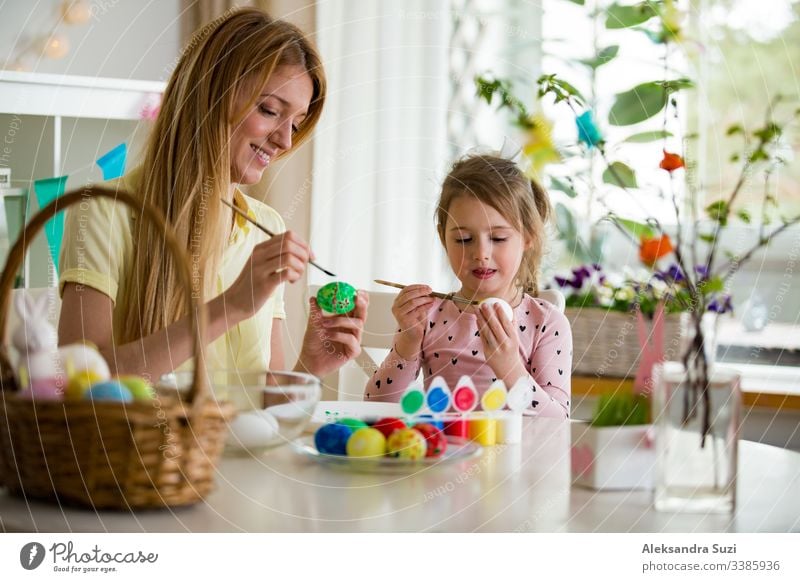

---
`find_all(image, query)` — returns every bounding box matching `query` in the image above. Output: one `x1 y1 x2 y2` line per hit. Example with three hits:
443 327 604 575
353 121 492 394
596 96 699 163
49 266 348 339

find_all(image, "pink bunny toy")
11 292 61 393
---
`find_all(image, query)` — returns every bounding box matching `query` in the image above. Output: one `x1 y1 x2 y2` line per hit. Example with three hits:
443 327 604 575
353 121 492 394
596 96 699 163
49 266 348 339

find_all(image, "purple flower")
695 265 709 281
655 263 684 282
573 265 592 281
708 294 733 314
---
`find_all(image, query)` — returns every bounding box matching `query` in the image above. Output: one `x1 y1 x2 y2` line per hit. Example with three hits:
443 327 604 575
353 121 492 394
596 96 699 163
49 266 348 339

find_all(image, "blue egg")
84 381 133 403
426 387 450 413
314 423 353 455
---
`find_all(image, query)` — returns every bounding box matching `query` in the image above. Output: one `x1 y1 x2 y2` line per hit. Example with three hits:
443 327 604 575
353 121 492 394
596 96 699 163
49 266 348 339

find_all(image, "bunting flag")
96 142 127 180
33 175 68 273
1 191 28 286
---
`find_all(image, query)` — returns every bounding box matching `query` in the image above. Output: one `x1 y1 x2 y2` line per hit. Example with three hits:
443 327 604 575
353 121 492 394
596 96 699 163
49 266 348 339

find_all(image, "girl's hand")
476 302 527 386
391 285 434 360
224 230 311 319
296 291 369 378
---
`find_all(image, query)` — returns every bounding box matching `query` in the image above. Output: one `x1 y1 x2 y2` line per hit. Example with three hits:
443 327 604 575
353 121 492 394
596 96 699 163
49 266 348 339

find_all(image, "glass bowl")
159 370 321 455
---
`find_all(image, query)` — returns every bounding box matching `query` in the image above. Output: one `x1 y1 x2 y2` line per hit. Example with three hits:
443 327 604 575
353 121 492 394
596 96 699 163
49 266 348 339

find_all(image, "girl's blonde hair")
435 154 552 296
118 8 326 343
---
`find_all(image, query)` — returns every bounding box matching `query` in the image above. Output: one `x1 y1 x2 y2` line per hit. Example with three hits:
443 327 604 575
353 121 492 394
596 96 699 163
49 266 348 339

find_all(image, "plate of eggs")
294 407 482 473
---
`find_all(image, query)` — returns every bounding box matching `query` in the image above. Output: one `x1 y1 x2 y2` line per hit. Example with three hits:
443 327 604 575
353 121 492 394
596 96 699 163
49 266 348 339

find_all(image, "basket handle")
0 186 208 408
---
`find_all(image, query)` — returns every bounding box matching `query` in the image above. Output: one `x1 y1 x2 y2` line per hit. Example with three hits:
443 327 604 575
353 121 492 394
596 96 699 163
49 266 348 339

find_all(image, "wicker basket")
0 187 236 509
566 307 685 378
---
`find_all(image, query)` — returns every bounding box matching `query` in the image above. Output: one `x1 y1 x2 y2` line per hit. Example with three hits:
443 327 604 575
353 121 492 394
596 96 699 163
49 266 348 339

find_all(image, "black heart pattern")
472 350 478 356
541 325 547 333
558 369 563 375
430 322 435 329
555 331 559 336
448 335 453 341
520 325 527 332
434 352 440 358
531 400 539 408
387 378 393 384
557 349 561 355
474 330 480 337
451 358 458 365
375 380 381 388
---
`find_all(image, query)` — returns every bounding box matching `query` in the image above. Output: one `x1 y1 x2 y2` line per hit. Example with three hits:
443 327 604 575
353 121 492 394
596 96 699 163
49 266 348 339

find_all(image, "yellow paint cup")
468 416 497 446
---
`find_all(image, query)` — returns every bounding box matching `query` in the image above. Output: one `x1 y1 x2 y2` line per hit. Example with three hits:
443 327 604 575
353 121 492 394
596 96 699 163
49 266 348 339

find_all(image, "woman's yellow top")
58 167 286 372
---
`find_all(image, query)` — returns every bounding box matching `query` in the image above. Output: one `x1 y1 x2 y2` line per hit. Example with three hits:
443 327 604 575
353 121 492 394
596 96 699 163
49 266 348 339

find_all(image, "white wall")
1 0 181 82
0 1 181 287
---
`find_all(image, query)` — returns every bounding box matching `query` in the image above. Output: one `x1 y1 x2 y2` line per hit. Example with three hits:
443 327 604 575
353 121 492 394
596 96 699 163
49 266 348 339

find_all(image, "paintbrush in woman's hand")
221 198 336 277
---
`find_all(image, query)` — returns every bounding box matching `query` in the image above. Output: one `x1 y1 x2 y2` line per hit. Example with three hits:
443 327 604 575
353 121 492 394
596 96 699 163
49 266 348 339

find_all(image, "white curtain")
311 0 453 292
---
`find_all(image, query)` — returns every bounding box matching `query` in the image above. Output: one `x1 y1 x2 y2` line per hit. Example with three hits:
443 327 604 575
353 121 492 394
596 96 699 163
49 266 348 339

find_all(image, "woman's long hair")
118 8 326 343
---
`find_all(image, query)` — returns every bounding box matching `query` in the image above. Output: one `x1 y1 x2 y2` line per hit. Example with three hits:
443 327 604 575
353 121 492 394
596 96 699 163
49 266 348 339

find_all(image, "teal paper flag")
96 142 127 180
34 175 68 273
2 191 29 287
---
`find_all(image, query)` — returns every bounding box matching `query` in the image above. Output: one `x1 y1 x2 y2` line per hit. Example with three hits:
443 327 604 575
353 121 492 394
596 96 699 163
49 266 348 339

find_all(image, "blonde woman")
58 8 367 381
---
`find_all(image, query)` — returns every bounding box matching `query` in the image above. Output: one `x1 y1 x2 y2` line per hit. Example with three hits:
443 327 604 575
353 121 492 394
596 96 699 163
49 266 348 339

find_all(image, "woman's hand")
296 290 369 378
391 285 434 360
224 230 311 320
476 302 527 386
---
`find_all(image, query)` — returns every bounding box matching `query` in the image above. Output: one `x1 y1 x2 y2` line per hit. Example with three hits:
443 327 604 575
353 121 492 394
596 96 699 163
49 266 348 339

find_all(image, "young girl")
365 154 572 417
57 8 367 380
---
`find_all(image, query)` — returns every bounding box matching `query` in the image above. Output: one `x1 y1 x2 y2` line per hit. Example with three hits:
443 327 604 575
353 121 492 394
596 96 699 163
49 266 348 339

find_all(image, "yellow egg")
65 369 103 401
386 428 427 460
346 427 387 458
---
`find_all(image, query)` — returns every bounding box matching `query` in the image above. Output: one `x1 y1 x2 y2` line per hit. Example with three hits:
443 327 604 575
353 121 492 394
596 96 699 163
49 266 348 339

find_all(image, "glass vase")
652 359 741 513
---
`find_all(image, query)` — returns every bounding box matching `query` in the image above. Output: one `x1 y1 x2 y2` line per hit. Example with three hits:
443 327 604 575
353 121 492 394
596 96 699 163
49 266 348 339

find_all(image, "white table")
1 419 798 532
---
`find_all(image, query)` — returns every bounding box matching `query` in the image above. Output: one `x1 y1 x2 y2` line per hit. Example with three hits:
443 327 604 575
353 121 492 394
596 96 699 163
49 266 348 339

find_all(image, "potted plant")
571 390 654 490
476 0 800 512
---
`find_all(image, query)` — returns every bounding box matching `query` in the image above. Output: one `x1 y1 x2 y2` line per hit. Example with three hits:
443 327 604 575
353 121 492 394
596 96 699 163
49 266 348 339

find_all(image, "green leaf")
580 45 619 69
605 3 659 29
555 202 578 240
698 233 716 244
726 124 744 136
749 148 769 163
609 82 668 126
537 74 586 106
700 276 724 294
566 0 585 4
737 209 752 224
729 153 740 163
753 122 782 143
658 78 695 94
602 162 638 188
705 200 730 226
613 216 655 239
623 130 673 143
550 176 579 198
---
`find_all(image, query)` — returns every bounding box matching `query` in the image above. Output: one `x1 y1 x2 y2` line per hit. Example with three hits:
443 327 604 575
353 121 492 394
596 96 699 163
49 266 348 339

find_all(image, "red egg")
371 417 406 439
413 422 448 458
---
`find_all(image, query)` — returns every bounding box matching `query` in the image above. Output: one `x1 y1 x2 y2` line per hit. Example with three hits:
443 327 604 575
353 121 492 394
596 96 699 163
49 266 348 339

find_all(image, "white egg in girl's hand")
479 297 513 322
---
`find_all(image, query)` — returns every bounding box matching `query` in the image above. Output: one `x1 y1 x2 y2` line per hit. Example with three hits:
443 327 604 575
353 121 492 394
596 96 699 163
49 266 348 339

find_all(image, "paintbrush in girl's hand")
221 198 336 277
374 279 478 305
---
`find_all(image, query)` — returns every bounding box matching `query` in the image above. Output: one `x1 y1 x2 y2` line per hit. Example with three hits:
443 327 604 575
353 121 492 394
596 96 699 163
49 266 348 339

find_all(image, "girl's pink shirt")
366 294 572 418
